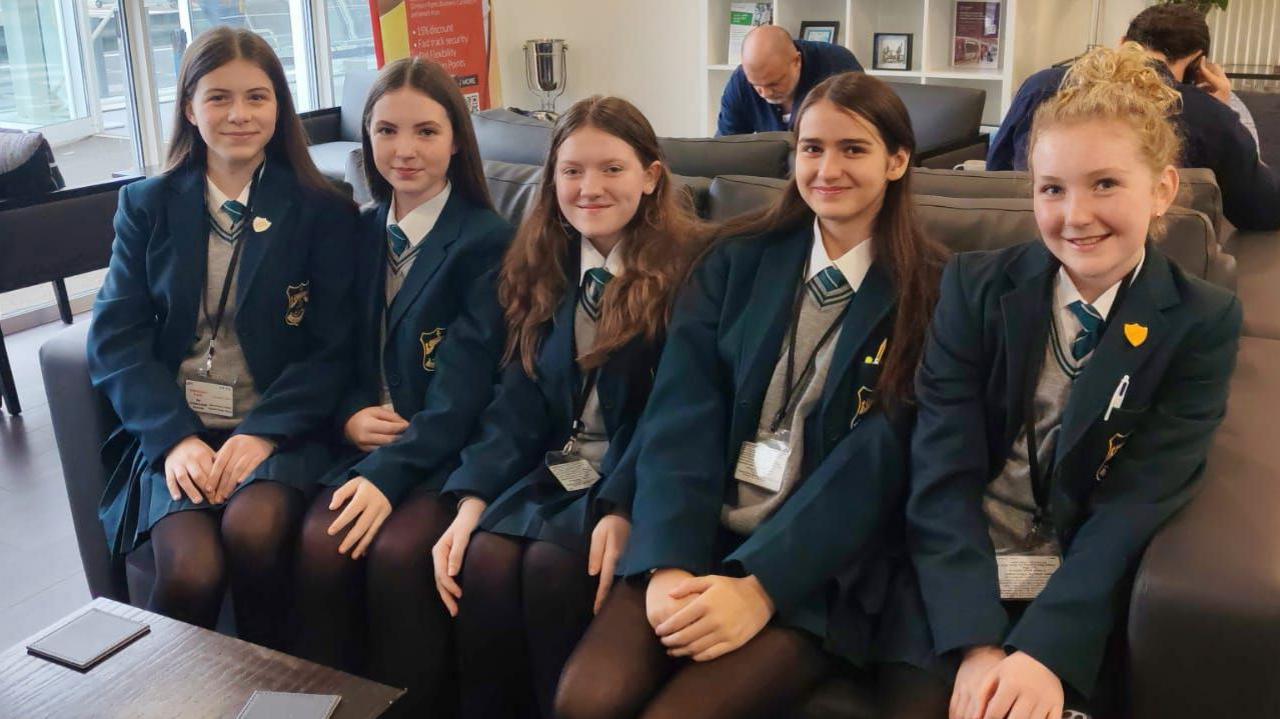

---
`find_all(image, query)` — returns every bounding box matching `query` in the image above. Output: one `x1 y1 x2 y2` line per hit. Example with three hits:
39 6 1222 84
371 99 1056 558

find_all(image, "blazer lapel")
735 226 811 409
999 245 1056 447
385 191 466 336
236 160 296 305
541 249 583 425
1054 250 1175 466
166 166 207 337
819 261 894 414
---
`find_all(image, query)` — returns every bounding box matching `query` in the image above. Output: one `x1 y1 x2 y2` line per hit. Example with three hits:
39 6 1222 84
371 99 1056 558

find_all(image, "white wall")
491 0 705 137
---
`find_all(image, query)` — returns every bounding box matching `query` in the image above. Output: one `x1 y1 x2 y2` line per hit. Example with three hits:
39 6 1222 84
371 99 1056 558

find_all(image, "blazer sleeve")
353 263 509 506
725 408 909 613
87 183 205 463
906 257 1011 654
236 199 358 439
1005 296 1243 697
620 247 733 577
717 71 752 137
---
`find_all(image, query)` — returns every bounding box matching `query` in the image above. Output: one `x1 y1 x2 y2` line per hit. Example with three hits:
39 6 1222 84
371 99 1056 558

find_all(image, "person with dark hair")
718 24 863 136
291 56 512 715
986 3 1280 231
555 72 948 719
428 95 707 718
87 26 356 650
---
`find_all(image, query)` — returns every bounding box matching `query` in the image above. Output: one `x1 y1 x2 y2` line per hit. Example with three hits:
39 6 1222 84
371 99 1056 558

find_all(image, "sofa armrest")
301 107 342 146
1129 336 1280 719
39 322 128 602
917 135 989 170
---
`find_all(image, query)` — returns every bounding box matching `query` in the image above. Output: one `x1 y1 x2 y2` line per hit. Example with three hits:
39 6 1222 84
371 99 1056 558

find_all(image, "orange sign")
369 0 493 110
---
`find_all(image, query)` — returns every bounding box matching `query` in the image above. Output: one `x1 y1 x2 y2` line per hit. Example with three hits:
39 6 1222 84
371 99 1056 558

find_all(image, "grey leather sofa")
42 157 1263 717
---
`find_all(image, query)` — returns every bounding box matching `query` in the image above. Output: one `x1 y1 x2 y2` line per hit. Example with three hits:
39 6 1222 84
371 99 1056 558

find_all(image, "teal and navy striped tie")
208 199 248 244
806 266 853 308
387 224 410 257
1067 300 1104 360
580 267 613 321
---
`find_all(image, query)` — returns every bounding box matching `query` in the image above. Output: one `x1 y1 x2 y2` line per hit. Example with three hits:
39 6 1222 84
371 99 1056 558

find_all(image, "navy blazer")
616 224 912 661
441 250 660 513
907 242 1241 696
87 160 357 463
717 40 864 136
336 194 512 504
986 63 1280 231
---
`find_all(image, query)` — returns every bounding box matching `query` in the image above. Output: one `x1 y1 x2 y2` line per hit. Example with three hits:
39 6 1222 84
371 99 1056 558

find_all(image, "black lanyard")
1024 263 1137 523
200 164 263 374
768 258 852 433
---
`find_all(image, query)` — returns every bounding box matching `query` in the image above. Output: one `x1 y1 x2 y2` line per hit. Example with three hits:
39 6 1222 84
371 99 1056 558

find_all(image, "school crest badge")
850 385 876 429
284 281 309 326
1095 431 1132 481
420 328 446 371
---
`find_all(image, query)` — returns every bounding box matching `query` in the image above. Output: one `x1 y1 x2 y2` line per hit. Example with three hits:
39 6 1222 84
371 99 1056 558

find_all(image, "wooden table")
0 598 403 718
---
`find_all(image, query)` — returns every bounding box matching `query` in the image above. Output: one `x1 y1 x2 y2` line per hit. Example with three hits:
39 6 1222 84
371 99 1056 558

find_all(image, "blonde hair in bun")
1029 41 1183 176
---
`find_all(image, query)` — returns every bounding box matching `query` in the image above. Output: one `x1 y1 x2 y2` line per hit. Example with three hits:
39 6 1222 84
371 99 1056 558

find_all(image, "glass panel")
0 0 80 125
325 0 375 101
185 0 307 110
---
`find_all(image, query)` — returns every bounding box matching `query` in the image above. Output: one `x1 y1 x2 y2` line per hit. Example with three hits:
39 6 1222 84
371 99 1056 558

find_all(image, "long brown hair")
717 72 947 407
361 57 493 209
166 27 340 199
499 96 706 375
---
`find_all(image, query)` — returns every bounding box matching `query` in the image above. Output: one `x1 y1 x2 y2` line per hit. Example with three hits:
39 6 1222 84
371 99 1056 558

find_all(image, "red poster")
370 0 492 110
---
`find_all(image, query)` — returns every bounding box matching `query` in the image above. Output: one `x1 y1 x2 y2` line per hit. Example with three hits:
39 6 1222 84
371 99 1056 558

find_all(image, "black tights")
294 486 455 718
555 580 831 719
147 481 304 650
457 532 595 719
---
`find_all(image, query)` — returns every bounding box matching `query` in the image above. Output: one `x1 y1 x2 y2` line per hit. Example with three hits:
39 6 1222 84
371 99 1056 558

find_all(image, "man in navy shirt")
988 4 1279 230
717 25 863 136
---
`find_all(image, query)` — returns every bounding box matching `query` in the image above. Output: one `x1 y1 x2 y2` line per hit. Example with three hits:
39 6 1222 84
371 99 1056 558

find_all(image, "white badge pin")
252 216 272 233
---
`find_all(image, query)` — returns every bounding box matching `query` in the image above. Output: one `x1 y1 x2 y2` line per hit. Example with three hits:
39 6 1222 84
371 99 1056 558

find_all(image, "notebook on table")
26 608 150 671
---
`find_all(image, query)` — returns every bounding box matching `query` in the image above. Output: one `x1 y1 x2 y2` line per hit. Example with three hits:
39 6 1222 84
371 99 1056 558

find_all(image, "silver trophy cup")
523 39 569 118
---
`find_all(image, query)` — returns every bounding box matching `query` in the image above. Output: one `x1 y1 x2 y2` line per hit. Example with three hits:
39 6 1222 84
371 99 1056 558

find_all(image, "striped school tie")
806 266 853 308
387 224 410 257
1067 300 1104 360
580 267 613 321
208 200 248 244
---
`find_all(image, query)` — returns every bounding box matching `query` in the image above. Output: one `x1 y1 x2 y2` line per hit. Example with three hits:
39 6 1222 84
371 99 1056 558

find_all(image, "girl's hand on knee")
644 568 696 631
970 651 1063 719
587 513 631 614
343 406 409 452
950 645 1007 719
655 575 775 662
163 435 216 503
327 477 392 560
432 497 486 617
209 434 276 504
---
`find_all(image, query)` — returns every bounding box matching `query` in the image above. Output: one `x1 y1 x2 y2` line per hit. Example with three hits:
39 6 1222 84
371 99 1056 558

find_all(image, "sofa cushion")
886 82 984 155
708 175 789 222
660 132 793 180
473 109 555 166
483 160 712 226
339 68 378 143
310 140 361 182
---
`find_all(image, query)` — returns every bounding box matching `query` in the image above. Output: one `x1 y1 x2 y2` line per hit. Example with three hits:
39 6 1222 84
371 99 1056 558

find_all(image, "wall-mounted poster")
370 0 498 110
952 1 1000 69
728 2 774 65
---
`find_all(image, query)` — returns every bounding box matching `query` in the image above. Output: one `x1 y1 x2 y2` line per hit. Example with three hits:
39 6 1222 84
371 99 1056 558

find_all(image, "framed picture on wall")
799 21 840 44
873 33 913 71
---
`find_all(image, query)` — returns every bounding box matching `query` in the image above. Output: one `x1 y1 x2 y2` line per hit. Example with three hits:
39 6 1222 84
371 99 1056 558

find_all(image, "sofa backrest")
339 69 379 143
911 167 1225 240
885 82 985 155
658 132 792 179
473 109 555 167
706 175 1234 289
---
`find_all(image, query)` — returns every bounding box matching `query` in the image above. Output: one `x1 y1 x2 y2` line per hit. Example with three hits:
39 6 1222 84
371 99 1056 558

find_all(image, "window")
325 0 376 101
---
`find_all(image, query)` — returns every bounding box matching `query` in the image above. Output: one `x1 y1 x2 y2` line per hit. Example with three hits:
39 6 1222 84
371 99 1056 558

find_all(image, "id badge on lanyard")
545 368 603 492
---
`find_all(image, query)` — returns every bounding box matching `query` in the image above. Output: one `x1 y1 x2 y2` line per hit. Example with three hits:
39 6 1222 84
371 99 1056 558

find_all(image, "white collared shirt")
387 182 452 251
1053 250 1146 360
809 217 874 290
205 175 252 233
579 235 626 283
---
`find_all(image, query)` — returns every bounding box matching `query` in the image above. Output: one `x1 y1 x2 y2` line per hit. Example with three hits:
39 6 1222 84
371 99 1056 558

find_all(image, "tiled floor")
0 316 92 648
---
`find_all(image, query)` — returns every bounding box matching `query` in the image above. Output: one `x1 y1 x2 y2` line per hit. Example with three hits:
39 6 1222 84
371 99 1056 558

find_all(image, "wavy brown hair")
166 27 340 199
361 56 493 209
715 72 947 408
499 96 706 375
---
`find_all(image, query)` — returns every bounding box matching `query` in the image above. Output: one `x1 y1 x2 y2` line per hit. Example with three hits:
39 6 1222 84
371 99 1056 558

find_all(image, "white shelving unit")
698 0 1098 136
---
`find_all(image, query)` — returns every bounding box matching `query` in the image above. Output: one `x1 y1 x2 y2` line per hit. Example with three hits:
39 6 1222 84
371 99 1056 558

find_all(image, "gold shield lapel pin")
253 216 272 233
1123 323 1148 348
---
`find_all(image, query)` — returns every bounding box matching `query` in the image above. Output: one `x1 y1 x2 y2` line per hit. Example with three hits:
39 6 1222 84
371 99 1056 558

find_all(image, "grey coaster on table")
236 691 342 719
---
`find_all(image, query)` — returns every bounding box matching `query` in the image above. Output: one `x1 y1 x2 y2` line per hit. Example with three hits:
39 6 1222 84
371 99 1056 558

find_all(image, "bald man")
717 25 863 136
